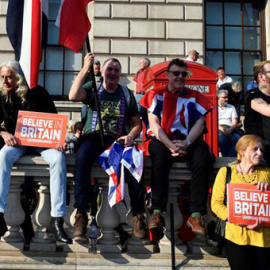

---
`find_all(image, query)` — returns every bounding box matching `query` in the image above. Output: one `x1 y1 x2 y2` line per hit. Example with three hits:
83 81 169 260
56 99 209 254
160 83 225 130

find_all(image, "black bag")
207 166 231 247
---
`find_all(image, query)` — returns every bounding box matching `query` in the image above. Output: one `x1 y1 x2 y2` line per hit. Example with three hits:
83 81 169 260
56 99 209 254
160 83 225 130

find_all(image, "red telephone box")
142 61 218 157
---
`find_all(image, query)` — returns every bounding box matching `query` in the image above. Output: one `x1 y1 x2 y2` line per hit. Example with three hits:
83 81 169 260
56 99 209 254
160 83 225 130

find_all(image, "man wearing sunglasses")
244 60 270 165
139 58 214 235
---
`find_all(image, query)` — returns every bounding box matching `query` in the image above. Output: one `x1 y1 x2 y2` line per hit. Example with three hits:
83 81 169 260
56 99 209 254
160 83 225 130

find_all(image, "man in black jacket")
244 60 270 165
0 60 71 244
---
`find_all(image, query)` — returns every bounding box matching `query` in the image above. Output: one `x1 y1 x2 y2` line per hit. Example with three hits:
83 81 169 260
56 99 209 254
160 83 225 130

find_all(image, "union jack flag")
97 141 144 207
139 86 214 138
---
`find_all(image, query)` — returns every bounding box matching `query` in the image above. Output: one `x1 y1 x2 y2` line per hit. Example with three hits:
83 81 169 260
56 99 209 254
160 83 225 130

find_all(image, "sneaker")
74 210 88 237
148 212 165 230
132 213 147 239
187 216 206 235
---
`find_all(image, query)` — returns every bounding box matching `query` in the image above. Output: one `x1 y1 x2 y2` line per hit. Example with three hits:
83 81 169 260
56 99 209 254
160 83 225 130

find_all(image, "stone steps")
0 251 229 270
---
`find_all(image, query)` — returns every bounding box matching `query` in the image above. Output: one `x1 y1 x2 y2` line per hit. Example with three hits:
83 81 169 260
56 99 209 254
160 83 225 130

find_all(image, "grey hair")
217 89 228 97
142 58 151 67
232 81 242 93
0 60 28 102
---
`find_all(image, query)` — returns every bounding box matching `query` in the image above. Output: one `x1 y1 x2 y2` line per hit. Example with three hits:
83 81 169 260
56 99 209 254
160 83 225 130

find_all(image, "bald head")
187 50 199 62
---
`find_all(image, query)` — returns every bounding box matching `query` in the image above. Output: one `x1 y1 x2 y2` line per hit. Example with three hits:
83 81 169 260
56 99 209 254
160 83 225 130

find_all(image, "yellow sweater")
211 165 270 247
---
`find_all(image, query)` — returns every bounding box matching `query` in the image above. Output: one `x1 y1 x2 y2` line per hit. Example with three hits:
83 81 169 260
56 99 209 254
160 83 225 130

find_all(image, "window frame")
204 0 265 91
39 1 84 101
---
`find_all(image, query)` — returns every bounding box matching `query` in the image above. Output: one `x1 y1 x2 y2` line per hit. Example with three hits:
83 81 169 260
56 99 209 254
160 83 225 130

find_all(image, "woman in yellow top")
211 134 270 270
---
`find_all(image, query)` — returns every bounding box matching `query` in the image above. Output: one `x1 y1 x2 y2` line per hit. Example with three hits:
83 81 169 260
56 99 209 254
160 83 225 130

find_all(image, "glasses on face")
220 96 228 99
262 71 270 74
168 70 188 77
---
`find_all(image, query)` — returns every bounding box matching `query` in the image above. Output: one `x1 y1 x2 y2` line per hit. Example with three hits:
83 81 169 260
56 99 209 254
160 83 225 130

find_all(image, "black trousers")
148 139 214 213
225 239 270 270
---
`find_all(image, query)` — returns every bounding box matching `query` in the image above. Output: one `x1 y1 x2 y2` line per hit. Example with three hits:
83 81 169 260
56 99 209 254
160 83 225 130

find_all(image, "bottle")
88 216 99 254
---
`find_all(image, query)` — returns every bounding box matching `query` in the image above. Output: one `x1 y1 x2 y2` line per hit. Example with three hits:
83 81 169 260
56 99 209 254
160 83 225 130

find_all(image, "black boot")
49 217 72 244
0 213 7 237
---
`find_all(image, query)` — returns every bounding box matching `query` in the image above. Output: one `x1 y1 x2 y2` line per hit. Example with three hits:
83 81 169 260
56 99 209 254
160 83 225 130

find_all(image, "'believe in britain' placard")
228 183 270 226
15 111 68 148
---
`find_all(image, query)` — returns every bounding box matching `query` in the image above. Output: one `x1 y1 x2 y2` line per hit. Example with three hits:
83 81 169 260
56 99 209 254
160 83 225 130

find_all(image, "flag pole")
85 36 105 148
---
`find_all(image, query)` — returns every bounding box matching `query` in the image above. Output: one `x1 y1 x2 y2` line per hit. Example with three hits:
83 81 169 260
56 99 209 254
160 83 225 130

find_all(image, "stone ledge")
0 251 229 269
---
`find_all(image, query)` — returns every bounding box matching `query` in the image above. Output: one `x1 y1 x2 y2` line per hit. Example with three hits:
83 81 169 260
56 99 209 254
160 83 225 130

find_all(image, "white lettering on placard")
234 201 270 217
186 85 210 93
234 191 268 203
22 118 53 128
20 127 61 141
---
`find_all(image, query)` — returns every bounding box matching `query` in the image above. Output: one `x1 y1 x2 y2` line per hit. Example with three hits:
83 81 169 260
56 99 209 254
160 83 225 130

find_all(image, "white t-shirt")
185 57 195 62
218 104 238 126
217 76 233 89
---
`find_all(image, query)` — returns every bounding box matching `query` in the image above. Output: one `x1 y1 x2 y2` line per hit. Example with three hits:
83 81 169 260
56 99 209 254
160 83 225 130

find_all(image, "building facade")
0 0 269 101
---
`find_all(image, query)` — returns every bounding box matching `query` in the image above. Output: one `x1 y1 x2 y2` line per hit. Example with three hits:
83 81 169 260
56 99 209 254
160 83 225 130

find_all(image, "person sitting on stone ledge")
69 54 147 239
139 58 215 235
0 60 72 244
218 89 241 157
65 121 83 154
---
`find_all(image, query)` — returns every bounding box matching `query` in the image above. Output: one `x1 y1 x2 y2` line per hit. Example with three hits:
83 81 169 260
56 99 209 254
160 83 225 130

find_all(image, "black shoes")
0 213 7 237
49 217 72 244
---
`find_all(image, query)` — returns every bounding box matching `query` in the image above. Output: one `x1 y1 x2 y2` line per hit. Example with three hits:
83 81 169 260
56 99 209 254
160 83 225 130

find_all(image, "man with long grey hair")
0 60 72 244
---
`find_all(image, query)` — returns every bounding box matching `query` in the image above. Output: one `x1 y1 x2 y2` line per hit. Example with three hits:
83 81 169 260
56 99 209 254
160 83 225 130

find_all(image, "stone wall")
1 0 270 88
0 0 204 90
0 0 13 63
89 0 204 89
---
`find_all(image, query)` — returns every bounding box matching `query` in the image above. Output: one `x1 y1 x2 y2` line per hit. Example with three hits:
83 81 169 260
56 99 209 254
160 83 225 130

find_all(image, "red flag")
56 0 93 53
6 0 48 89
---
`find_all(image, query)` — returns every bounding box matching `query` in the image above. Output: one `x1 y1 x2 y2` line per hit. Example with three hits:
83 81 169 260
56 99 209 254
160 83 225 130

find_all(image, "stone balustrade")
0 154 234 255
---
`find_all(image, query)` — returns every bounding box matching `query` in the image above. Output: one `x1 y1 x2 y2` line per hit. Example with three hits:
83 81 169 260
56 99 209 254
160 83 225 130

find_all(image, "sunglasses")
168 70 188 77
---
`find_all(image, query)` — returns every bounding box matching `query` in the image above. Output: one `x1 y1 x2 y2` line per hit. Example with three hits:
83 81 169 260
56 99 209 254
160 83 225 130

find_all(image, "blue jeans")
74 133 145 215
219 132 240 157
0 145 67 217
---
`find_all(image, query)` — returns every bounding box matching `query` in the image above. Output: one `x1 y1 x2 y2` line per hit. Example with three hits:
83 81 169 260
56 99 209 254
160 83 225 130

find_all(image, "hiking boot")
148 212 165 230
187 216 206 235
132 213 147 239
74 210 88 237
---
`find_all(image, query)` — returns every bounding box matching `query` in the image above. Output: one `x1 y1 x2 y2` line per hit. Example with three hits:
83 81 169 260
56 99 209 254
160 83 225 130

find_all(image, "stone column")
160 181 187 254
30 179 55 251
0 177 25 250
96 180 121 253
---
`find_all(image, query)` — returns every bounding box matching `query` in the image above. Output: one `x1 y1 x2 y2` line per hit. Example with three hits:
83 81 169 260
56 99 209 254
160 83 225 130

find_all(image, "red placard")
15 111 68 148
228 183 270 226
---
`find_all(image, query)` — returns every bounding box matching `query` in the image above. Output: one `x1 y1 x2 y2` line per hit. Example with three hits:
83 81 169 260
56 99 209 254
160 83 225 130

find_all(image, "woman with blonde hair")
211 134 270 270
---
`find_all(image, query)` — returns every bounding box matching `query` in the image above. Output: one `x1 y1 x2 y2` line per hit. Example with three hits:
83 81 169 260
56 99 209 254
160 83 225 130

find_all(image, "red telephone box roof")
143 61 218 92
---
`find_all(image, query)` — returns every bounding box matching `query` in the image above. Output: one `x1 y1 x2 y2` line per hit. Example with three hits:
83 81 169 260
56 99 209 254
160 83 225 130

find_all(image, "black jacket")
0 85 57 135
